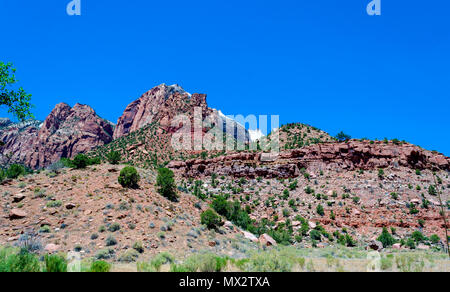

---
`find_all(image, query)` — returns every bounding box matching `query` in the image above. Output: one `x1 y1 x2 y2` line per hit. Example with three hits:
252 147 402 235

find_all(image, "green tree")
316 204 324 216
6 164 26 179
156 168 178 201
72 154 89 169
0 62 33 121
201 209 222 230
106 151 121 165
377 227 395 248
335 131 351 142
118 166 140 188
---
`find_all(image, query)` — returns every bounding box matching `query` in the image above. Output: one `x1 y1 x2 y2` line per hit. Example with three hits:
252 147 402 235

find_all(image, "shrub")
378 169 385 179
0 248 40 272
44 254 67 272
138 252 174 272
156 168 177 201
118 166 140 188
90 260 111 272
377 227 395 248
106 151 121 165
390 192 398 200
310 229 321 241
95 248 115 260
411 231 426 243
429 234 440 244
335 131 351 142
46 200 62 208
105 235 117 246
428 185 437 196
316 204 324 216
108 223 120 232
118 249 140 263
0 169 6 182
72 154 89 169
200 209 222 230
211 195 233 218
6 164 26 179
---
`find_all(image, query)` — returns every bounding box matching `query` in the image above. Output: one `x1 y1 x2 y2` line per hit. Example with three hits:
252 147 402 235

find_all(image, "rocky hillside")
260 123 334 151
0 103 114 169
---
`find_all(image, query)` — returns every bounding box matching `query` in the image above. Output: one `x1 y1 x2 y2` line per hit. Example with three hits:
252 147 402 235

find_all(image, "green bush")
429 234 440 244
90 260 111 272
201 209 222 230
118 166 140 188
44 254 67 272
377 227 395 248
0 169 5 182
156 168 177 201
6 164 26 179
428 185 437 196
72 154 90 169
316 204 324 216
335 131 351 142
0 248 40 272
106 151 121 165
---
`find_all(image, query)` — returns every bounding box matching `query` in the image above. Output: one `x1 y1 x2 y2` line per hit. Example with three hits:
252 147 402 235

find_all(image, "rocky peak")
113 84 210 140
0 103 114 169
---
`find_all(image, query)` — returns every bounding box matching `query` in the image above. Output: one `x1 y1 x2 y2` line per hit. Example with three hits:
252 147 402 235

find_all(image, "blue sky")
0 0 449 155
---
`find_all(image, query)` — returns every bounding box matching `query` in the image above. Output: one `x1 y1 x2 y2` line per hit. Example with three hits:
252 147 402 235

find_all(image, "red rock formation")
113 84 211 140
168 140 450 178
0 103 114 169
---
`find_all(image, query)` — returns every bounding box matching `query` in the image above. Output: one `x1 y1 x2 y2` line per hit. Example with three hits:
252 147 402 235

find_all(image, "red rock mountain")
113 84 211 140
113 84 250 143
0 103 114 169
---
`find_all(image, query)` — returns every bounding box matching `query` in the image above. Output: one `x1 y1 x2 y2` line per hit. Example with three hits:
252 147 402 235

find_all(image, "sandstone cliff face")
0 103 114 169
0 119 42 166
168 140 450 178
113 84 209 139
113 84 250 143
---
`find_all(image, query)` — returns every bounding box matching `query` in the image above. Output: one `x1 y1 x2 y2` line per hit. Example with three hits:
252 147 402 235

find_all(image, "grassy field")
1 244 448 272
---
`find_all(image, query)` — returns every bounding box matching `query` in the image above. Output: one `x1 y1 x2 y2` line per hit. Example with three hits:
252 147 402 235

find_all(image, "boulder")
9 209 27 219
368 240 383 251
12 194 26 203
44 244 60 253
259 234 277 247
242 231 258 243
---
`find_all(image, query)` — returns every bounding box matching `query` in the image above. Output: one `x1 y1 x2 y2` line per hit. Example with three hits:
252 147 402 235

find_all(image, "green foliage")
0 62 33 121
0 169 5 182
316 204 324 216
429 234 440 244
377 227 395 248
0 248 40 272
118 166 140 188
90 260 111 272
411 231 426 243
201 209 222 230
6 164 26 179
156 168 177 201
137 252 174 272
335 131 351 142
106 151 121 165
44 254 67 272
72 154 90 169
428 185 437 196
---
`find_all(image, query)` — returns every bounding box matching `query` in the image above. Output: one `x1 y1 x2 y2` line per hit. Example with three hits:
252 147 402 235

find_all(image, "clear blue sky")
1 1 449 155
